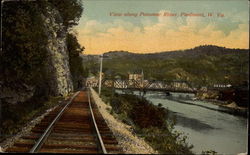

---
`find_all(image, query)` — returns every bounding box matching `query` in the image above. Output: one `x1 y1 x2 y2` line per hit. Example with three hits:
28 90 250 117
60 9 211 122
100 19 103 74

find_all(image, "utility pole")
98 54 103 95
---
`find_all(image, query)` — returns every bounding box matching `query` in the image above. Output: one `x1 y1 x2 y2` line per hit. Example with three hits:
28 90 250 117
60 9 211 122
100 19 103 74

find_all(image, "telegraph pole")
98 54 103 95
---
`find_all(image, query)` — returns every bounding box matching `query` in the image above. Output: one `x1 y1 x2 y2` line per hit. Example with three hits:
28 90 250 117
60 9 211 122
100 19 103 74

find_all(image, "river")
117 90 248 154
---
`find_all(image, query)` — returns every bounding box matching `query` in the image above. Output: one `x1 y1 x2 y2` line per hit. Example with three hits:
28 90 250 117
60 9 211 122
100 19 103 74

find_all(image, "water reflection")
116 90 248 154
168 109 218 131
146 91 248 154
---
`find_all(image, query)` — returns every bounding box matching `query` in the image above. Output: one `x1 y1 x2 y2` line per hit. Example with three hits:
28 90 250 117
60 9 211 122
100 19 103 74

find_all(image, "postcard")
1 0 248 154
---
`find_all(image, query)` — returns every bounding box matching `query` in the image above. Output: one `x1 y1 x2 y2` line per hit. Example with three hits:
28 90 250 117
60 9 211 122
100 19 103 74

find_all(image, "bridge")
86 78 197 94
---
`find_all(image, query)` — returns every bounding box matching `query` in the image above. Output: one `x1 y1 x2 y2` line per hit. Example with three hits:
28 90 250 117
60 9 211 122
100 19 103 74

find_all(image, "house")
128 69 144 81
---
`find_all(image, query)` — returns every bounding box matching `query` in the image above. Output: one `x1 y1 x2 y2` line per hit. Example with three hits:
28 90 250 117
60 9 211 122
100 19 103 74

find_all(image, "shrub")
100 89 193 154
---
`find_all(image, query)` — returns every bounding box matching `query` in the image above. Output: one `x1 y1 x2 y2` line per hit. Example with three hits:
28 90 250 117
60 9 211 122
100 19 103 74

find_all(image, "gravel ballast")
1 90 157 154
90 88 157 154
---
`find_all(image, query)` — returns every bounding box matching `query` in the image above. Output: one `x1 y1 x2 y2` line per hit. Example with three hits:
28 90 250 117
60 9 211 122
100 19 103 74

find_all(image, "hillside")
82 45 249 88
102 45 248 59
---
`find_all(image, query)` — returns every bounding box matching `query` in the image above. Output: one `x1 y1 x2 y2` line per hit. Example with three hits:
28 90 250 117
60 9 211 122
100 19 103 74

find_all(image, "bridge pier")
165 91 170 96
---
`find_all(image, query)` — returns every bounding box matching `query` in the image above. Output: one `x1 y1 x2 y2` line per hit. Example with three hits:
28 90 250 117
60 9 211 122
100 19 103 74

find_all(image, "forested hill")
103 45 248 59
83 45 249 88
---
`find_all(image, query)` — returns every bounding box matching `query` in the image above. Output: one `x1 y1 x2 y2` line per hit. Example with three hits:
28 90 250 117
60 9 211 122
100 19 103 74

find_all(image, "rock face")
0 5 73 104
42 6 73 96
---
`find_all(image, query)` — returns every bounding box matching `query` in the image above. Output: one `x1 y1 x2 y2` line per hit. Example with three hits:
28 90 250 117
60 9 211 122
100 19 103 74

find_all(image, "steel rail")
87 88 107 154
29 91 80 153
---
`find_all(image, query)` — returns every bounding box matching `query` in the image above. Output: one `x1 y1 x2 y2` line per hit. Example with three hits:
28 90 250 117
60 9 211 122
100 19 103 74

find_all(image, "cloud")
76 12 249 54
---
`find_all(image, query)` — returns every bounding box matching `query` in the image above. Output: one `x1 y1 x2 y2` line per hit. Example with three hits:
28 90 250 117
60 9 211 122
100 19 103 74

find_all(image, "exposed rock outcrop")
42 5 73 96
0 4 73 104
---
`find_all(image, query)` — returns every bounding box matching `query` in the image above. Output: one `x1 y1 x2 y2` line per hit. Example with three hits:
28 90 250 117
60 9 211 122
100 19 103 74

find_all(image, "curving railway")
5 89 123 153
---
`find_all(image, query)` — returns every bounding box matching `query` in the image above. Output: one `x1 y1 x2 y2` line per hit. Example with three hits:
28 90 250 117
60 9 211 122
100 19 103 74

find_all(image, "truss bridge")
87 79 197 94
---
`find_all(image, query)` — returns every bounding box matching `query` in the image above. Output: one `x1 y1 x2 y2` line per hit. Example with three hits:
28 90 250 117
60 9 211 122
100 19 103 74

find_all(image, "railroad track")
5 89 123 153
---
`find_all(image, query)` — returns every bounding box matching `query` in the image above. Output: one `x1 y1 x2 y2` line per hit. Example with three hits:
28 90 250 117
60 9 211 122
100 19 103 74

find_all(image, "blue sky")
76 0 249 54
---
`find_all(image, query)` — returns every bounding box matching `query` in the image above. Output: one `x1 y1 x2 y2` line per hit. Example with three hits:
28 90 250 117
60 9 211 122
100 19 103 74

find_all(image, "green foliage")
67 33 87 90
1 0 85 141
48 0 83 29
1 0 85 93
49 0 85 90
84 47 248 88
1 1 48 86
101 88 193 154
139 127 193 154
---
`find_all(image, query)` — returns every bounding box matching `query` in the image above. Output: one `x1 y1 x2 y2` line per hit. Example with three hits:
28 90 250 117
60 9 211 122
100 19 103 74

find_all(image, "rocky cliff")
1 1 76 104
43 5 73 96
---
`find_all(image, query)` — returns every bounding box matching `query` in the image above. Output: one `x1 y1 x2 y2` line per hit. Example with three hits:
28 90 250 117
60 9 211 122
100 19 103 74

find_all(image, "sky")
75 0 249 54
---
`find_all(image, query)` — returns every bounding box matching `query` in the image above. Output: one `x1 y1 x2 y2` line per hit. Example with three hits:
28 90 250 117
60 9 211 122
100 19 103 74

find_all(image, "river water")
117 90 248 154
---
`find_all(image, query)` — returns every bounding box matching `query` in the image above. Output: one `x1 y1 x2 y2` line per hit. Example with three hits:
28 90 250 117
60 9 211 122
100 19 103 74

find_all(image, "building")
128 69 144 81
86 76 99 87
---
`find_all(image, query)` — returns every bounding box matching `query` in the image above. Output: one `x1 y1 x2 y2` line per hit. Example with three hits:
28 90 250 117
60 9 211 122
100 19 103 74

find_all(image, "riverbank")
142 90 247 154
194 98 248 118
195 89 248 117
97 88 193 154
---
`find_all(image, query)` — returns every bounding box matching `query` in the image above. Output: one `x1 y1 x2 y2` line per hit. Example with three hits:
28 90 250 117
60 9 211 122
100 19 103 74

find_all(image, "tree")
1 1 48 86
48 0 83 30
67 33 86 89
1 0 85 98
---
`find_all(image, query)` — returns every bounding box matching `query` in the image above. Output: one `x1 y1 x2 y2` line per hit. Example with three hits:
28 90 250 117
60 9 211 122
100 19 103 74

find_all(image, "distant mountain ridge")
102 45 248 59
80 45 249 63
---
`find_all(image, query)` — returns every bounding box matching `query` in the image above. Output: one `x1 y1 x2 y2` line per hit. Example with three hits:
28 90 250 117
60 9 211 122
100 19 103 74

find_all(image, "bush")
100 89 193 154
139 127 193 154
